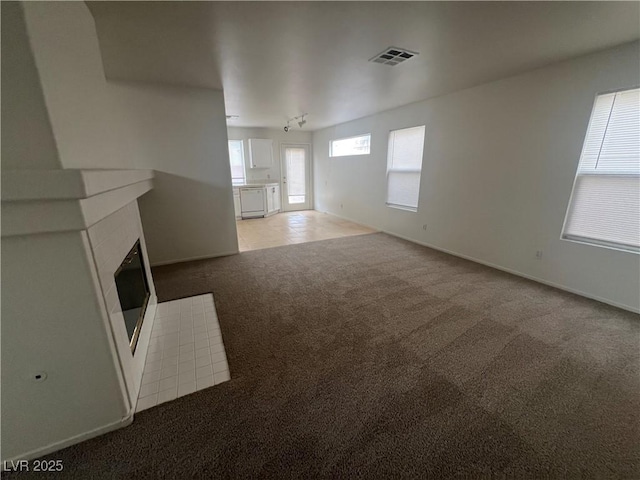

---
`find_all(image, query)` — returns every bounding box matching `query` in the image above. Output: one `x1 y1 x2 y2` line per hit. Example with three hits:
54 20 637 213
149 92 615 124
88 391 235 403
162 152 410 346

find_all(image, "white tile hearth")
136 294 230 412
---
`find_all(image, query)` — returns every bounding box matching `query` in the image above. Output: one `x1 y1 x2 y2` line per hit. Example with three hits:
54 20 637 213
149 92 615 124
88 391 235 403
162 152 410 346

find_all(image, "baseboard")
383 230 639 314
317 210 381 232
150 250 239 267
2 414 134 466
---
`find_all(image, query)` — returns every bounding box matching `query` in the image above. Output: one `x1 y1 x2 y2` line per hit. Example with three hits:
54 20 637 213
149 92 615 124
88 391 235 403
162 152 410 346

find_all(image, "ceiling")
87 2 640 131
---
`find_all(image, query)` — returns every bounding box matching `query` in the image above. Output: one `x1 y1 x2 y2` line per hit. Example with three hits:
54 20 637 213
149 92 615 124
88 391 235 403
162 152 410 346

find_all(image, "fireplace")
114 239 150 354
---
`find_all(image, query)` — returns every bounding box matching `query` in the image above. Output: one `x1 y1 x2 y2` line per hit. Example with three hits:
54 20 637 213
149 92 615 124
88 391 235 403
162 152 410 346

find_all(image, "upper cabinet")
248 139 273 169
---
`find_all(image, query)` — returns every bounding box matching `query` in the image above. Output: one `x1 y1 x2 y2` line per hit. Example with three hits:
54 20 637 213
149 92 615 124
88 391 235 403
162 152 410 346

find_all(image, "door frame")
280 143 313 211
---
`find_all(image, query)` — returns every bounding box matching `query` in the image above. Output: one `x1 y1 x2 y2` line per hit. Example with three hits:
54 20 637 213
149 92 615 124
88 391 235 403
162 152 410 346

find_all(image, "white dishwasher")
240 187 266 219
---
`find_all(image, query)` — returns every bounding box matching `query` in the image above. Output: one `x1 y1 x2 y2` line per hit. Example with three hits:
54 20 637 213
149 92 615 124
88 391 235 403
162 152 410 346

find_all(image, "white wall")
1 0 235 460
1 3 135 461
0 2 61 170
228 127 312 184
109 81 238 265
12 0 237 267
1 231 130 460
20 1 131 170
313 41 640 312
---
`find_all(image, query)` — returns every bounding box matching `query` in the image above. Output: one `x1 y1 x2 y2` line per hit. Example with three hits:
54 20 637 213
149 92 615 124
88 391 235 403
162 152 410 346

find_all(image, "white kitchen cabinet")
248 139 273 169
266 184 280 215
266 188 274 214
233 189 241 219
271 185 281 212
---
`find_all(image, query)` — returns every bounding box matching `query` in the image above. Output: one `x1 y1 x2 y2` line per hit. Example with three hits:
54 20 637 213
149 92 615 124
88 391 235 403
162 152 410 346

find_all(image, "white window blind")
228 140 246 185
386 125 425 211
330 134 371 157
562 88 640 251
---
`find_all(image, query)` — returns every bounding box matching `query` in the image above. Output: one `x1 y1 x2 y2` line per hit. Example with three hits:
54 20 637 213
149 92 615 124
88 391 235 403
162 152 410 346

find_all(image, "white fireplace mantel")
1 169 154 237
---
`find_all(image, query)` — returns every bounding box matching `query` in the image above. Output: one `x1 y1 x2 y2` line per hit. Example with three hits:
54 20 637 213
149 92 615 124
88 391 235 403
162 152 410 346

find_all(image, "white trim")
384 230 639 314
386 203 418 213
150 250 239 267
329 132 372 144
560 87 639 249
315 210 638 313
2 414 134 465
316 210 380 232
228 139 247 186
82 230 136 411
2 180 153 237
329 133 371 157
561 235 640 254
385 125 425 211
130 298 158 401
1 169 154 201
280 143 313 212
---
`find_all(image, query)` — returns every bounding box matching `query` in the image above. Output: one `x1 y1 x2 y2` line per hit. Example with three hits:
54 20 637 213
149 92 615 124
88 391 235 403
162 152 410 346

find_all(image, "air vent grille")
369 47 418 67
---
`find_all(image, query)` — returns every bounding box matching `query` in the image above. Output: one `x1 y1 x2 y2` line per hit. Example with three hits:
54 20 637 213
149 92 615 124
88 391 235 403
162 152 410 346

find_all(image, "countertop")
234 181 279 188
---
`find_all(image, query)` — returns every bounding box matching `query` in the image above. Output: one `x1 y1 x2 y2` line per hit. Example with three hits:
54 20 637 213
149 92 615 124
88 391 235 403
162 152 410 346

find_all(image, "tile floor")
136 294 230 412
236 210 377 252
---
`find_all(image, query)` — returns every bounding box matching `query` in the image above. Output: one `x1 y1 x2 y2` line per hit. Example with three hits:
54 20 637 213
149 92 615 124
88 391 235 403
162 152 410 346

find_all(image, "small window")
386 125 426 212
562 88 640 252
330 134 371 157
228 140 246 185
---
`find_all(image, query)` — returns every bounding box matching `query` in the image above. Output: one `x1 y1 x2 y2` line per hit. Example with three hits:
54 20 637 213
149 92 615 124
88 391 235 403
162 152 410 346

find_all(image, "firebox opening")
114 239 150 354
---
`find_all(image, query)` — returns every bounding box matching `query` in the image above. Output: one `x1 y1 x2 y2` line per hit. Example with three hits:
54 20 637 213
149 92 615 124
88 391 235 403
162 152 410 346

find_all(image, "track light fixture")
284 113 308 132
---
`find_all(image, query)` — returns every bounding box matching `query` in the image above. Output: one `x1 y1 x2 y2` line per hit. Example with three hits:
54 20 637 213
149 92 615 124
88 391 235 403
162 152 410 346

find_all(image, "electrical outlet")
422 224 428 231
535 250 543 260
32 372 47 382
340 203 343 209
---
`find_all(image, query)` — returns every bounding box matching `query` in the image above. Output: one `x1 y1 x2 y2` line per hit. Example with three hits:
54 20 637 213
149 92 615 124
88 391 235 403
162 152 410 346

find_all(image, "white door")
281 144 311 211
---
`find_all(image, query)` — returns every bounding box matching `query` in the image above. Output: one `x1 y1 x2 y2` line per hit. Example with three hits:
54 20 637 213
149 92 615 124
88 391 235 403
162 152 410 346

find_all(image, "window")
562 88 640 252
228 140 246 185
330 134 371 157
386 125 426 211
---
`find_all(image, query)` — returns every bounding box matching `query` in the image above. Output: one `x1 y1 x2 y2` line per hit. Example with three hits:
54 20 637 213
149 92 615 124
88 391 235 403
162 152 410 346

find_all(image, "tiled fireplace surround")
87 183 230 411
87 200 159 408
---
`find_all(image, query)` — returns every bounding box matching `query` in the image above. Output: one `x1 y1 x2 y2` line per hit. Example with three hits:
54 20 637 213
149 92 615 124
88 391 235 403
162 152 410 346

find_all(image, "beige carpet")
16 233 640 478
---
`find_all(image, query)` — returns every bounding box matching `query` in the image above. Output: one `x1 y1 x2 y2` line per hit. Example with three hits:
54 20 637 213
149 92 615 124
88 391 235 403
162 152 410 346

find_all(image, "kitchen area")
227 127 314 251
230 137 283 220
227 127 376 251
234 181 281 219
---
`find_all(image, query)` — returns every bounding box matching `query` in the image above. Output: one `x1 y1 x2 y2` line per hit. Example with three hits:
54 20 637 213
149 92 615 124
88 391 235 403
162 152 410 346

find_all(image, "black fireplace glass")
114 240 150 353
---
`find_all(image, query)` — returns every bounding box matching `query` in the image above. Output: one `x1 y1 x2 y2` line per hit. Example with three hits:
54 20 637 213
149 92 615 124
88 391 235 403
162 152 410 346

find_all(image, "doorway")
280 144 311 211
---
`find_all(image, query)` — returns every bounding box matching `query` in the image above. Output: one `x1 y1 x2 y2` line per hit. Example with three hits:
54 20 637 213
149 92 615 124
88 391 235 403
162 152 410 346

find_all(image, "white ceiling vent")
369 47 418 66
